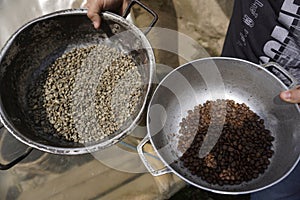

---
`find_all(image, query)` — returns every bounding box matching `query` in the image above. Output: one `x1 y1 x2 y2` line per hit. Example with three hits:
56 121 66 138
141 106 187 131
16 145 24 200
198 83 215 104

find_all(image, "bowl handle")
137 136 172 176
262 62 298 89
122 0 158 35
0 125 33 170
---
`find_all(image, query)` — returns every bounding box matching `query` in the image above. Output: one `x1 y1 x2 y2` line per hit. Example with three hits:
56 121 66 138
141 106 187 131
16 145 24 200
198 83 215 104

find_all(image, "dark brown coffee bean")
177 99 274 186
228 147 234 152
238 144 243 150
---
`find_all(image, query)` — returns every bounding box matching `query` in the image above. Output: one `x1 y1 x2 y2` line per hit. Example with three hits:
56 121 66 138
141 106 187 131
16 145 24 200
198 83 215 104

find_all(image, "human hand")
279 86 300 104
86 0 129 29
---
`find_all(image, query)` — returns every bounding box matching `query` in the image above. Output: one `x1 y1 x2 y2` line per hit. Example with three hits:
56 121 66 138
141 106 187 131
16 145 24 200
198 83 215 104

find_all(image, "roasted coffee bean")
177 99 274 186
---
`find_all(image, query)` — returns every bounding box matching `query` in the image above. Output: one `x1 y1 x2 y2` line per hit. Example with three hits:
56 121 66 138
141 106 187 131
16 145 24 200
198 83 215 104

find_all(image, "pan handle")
137 136 172 176
122 0 158 35
0 125 33 170
262 62 298 89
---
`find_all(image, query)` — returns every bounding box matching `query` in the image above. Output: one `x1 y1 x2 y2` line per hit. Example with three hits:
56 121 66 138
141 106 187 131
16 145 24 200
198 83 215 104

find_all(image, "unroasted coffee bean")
27 44 143 143
177 99 274 185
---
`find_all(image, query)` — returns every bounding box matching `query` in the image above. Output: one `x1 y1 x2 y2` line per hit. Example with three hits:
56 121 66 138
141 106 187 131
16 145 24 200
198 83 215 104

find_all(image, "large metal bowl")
138 57 300 194
0 8 156 155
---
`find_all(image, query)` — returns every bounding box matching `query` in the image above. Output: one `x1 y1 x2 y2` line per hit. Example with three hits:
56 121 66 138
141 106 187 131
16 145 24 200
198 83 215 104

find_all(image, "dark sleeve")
221 0 279 64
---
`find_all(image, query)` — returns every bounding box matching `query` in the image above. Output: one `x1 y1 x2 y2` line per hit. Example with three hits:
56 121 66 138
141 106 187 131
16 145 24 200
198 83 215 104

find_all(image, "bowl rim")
145 56 300 194
0 9 156 155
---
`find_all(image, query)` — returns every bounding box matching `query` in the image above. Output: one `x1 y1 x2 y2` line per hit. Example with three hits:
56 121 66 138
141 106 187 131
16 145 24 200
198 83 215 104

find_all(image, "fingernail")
93 21 100 29
282 91 292 99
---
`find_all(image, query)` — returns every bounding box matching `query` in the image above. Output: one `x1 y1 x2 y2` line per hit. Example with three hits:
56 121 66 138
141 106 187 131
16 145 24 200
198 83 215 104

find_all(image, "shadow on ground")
169 185 250 200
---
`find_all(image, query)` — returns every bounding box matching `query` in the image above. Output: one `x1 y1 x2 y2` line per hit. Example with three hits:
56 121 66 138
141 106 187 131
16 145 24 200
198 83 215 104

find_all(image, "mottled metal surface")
0 9 155 154
0 1 160 199
0 0 85 48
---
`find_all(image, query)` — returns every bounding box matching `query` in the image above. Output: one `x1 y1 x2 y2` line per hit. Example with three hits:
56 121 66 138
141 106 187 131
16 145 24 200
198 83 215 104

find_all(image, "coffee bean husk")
177 99 275 185
27 44 143 144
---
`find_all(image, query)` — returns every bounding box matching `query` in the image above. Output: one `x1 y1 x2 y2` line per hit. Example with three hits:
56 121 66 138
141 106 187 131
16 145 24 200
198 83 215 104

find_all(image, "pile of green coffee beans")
28 45 143 143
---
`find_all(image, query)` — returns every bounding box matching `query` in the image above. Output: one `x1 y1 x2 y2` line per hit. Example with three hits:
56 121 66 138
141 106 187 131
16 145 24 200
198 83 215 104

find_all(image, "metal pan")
0 1 157 169
138 57 300 194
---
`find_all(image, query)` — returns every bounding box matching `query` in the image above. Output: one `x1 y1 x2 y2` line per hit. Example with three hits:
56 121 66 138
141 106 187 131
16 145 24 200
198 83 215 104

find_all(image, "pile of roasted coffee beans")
177 99 274 185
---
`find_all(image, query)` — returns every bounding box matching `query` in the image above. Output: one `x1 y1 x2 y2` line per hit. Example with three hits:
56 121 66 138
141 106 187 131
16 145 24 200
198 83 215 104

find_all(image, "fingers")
280 86 300 104
121 0 130 16
87 0 105 29
87 0 127 29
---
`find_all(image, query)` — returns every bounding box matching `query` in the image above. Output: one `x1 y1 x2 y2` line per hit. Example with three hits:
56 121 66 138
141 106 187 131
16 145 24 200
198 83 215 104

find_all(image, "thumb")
87 0 105 29
87 11 102 29
280 86 300 104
